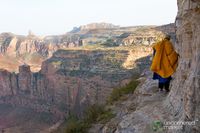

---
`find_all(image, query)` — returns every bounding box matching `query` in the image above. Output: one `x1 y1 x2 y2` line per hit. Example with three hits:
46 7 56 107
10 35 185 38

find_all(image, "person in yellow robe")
150 35 178 92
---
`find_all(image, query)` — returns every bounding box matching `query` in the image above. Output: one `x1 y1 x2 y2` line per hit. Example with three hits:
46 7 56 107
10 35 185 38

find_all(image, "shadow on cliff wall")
134 54 151 72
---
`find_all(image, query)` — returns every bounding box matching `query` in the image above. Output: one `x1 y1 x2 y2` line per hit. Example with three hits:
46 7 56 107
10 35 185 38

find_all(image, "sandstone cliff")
166 0 200 132
0 47 151 122
0 33 83 72
0 22 179 132
117 23 175 46
89 0 200 133
0 23 174 73
72 24 175 46
71 22 120 32
0 33 82 57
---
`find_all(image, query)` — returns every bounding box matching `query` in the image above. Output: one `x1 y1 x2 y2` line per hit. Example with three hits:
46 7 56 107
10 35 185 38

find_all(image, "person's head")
164 34 171 40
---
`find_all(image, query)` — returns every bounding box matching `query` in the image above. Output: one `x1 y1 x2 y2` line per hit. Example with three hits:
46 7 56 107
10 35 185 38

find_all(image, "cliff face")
0 48 151 119
88 1 200 133
0 33 82 57
165 0 200 132
0 33 83 72
116 24 176 46
0 23 174 72
71 23 120 32
70 23 175 46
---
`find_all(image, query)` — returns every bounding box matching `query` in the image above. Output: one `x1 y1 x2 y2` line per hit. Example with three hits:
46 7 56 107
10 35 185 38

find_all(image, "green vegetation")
52 61 62 67
103 55 122 68
60 76 140 133
80 43 105 49
101 38 117 47
107 78 140 104
102 52 126 68
63 44 150 51
64 104 115 133
84 105 115 124
64 116 87 133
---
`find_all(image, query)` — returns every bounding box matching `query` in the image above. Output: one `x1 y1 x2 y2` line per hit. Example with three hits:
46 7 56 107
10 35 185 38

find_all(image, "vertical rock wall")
166 0 200 132
0 48 151 119
18 65 32 92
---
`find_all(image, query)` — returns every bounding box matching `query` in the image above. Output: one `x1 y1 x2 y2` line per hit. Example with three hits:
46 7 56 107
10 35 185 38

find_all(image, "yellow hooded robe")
150 39 178 78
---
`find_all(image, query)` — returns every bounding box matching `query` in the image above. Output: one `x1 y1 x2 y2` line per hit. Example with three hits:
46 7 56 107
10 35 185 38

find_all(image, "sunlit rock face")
79 22 120 31
0 33 82 57
0 23 175 72
0 48 151 119
165 0 200 132
116 23 176 46
0 33 82 72
88 1 200 133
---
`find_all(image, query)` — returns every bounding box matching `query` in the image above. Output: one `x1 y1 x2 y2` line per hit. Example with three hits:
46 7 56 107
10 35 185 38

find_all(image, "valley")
0 22 175 132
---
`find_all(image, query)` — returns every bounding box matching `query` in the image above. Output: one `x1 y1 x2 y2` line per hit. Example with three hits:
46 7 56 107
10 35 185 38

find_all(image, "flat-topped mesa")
79 22 120 31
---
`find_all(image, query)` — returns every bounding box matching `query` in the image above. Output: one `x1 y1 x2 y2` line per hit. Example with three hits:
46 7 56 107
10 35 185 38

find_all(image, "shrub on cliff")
101 39 117 47
64 116 88 133
107 78 140 104
64 104 115 133
64 78 139 133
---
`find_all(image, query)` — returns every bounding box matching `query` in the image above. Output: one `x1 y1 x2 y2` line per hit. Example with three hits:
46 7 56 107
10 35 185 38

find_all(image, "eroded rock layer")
165 0 200 132
0 48 151 119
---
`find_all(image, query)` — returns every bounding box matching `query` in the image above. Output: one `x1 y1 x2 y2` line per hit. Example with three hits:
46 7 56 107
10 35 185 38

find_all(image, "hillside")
0 45 152 132
1 1 199 132
0 23 174 72
87 0 200 133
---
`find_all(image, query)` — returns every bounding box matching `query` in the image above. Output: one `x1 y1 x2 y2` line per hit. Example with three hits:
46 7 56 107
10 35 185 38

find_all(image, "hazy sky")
0 0 177 35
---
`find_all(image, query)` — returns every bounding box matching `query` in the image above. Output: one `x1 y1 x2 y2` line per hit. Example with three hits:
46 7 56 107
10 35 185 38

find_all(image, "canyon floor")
0 104 57 133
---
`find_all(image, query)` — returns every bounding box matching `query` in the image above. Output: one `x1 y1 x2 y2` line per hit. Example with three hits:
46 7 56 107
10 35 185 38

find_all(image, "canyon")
0 45 151 132
0 48 150 115
0 22 173 132
0 23 174 72
89 0 200 133
1 1 199 131
0 32 82 72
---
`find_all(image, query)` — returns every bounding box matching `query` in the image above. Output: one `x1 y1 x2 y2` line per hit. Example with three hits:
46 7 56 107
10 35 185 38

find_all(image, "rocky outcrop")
0 33 83 57
89 0 200 133
116 24 176 46
0 33 83 72
117 34 158 46
0 23 175 72
0 24 175 59
165 0 200 132
0 48 151 119
18 65 32 92
71 23 119 33
0 69 14 97
88 71 170 133
71 23 175 46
